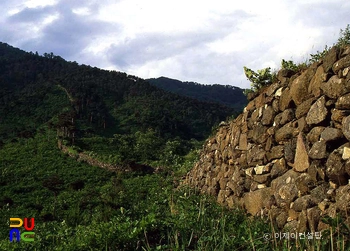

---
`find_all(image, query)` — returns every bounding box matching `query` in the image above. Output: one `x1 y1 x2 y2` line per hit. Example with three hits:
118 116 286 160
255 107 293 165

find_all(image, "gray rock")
307 207 321 233
343 115 350 141
309 66 327 97
261 105 275 126
290 68 315 105
275 122 298 143
280 109 295 125
242 187 272 216
271 158 287 178
275 209 288 229
292 195 315 212
307 127 325 143
320 127 343 141
335 184 350 212
272 99 280 112
238 133 248 151
267 145 285 161
309 141 328 159
310 183 328 204
273 113 283 127
333 54 350 74
266 82 281 96
295 173 316 195
306 96 328 125
252 173 271 184
336 93 350 110
331 109 349 126
271 170 300 207
254 164 271 175
246 145 266 167
296 97 315 119
320 75 347 99
284 139 296 163
326 147 349 186
296 117 309 133
323 46 339 73
345 160 350 177
278 68 295 79
298 210 308 233
279 87 293 111
250 123 268 144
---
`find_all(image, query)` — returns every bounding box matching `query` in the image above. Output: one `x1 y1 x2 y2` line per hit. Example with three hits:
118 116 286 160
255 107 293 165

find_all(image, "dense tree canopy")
0 42 237 144
147 76 247 111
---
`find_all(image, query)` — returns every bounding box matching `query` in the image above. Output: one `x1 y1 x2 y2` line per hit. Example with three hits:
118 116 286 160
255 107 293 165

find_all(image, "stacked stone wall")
185 45 350 232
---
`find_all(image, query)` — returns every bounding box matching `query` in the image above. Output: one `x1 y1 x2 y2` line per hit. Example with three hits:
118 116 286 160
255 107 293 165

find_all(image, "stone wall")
184 45 350 232
58 140 154 173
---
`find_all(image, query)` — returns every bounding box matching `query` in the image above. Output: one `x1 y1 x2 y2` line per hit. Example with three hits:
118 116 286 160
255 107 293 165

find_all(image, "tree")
243 66 274 96
337 24 350 47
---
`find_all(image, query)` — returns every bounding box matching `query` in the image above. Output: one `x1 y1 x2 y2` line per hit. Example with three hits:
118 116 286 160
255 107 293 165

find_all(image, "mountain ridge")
0 41 238 165
147 76 247 111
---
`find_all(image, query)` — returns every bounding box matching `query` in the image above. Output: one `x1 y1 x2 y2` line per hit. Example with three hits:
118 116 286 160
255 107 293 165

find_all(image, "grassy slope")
0 131 270 250
0 131 344 250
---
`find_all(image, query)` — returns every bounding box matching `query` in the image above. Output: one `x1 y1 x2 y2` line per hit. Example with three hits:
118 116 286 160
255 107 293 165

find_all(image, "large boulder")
320 75 347 99
242 187 272 216
306 96 328 125
309 141 328 159
296 97 316 119
290 69 315 105
326 145 350 186
320 127 343 141
279 87 293 111
336 93 350 110
333 54 350 74
309 66 327 97
323 46 339 73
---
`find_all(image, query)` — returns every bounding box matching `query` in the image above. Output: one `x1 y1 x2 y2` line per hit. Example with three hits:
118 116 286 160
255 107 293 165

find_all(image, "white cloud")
24 0 57 8
0 0 349 88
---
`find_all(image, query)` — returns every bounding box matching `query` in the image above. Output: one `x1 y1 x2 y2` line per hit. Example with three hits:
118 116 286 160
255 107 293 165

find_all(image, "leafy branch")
243 66 274 96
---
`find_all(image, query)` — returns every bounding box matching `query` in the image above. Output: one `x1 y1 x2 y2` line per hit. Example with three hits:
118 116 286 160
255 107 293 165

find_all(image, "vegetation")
309 45 330 63
243 24 350 96
147 77 247 112
243 66 275 96
1 24 350 250
337 24 350 47
0 41 236 167
0 132 349 250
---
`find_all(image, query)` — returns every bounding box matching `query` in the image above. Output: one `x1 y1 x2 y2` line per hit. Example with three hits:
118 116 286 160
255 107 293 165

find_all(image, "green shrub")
243 66 275 96
337 24 350 47
309 45 329 63
281 59 299 72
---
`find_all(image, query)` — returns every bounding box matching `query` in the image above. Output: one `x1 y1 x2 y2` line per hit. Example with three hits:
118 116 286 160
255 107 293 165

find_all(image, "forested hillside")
0 42 267 251
147 76 247 111
1 35 347 249
0 42 240 165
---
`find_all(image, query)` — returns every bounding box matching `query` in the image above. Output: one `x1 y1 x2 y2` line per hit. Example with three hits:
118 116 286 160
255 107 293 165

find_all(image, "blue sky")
1 0 350 88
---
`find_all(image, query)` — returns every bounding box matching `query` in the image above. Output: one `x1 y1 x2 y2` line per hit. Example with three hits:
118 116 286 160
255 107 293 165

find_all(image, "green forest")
0 42 345 250
147 77 247 111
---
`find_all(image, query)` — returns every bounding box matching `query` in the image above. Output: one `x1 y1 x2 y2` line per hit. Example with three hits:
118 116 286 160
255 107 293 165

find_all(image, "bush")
243 66 275 96
281 59 299 72
309 45 329 63
337 24 350 47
